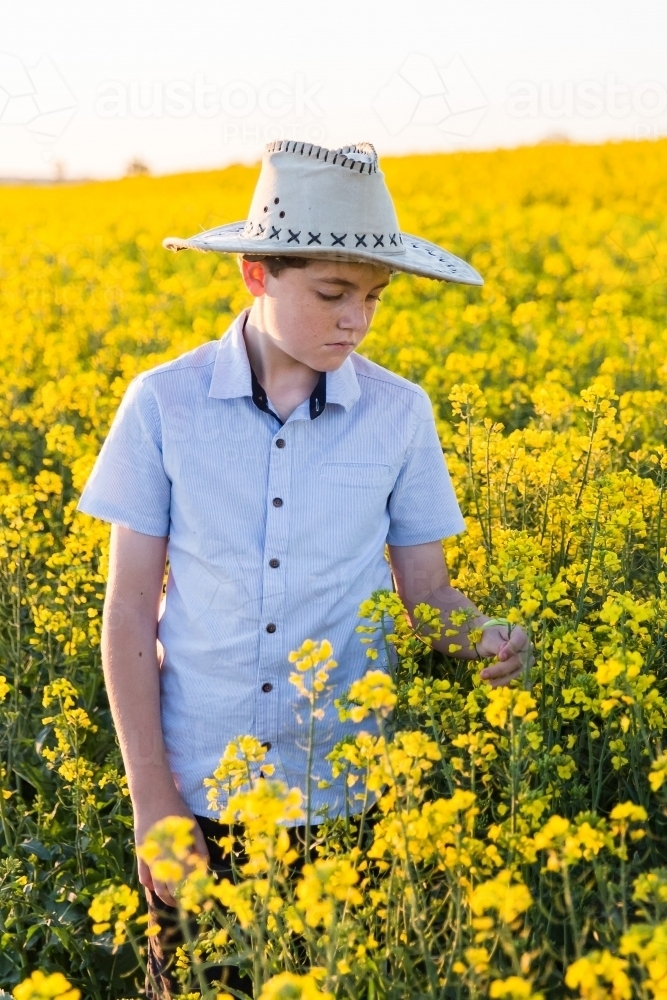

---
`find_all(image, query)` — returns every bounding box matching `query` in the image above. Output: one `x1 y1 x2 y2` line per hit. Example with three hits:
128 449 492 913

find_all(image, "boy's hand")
134 789 210 907
477 624 533 688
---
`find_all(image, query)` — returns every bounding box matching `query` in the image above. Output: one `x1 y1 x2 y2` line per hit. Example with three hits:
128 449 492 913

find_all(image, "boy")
78 141 530 996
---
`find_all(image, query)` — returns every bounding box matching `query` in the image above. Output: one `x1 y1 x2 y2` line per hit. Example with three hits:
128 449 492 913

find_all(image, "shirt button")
272 497 283 507
262 741 272 750
269 558 280 568
262 682 273 692
276 438 286 448
266 622 277 633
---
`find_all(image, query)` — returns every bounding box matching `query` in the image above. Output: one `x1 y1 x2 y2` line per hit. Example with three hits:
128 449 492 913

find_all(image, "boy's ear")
241 258 269 297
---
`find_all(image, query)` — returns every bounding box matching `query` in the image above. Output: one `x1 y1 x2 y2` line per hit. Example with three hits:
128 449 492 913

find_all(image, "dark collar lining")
250 368 326 425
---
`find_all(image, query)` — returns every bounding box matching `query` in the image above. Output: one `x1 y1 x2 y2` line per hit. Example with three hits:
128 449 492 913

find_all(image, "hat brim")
163 221 483 286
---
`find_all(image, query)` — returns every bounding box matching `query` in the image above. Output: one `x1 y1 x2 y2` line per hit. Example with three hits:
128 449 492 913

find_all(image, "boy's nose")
338 299 371 334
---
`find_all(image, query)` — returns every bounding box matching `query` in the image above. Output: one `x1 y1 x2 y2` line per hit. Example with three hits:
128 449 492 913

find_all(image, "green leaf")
19 839 52 861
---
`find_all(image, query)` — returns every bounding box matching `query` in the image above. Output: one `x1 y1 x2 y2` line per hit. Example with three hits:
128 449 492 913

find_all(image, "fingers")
138 857 177 905
480 654 523 680
138 858 155 891
504 640 535 669
485 666 524 688
480 659 524 687
480 646 531 688
497 627 529 660
497 632 536 673
153 879 178 907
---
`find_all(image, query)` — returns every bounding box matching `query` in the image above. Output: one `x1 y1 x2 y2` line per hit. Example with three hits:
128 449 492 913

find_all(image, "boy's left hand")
477 624 534 688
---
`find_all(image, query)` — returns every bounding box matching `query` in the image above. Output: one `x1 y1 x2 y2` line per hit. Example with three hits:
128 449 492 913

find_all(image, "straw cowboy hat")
163 140 483 285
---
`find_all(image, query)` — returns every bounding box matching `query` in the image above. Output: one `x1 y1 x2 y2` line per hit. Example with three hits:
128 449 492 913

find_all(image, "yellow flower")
463 946 490 973
288 639 337 703
258 971 332 1000
295 857 363 928
205 735 274 806
565 951 631 1000
513 691 537 719
288 638 335 671
649 752 667 792
339 669 397 722
484 688 511 728
610 801 647 824
470 871 533 924
489 976 544 999
13 971 81 1000
88 883 140 945
137 815 196 867
620 922 667 997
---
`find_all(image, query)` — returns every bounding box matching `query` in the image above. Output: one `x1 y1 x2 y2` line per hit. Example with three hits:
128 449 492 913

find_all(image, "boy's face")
242 258 391 372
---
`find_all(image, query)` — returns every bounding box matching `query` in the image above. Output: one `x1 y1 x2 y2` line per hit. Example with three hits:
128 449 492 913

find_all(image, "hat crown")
243 140 403 255
267 139 379 171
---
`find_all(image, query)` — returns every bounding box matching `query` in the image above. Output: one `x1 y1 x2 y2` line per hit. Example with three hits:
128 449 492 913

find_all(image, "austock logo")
373 53 487 139
0 53 76 154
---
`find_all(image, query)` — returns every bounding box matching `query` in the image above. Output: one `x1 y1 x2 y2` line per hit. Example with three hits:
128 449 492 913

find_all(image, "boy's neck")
242 307 321 422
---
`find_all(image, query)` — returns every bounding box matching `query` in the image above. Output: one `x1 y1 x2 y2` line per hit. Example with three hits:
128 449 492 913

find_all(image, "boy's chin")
315 345 356 367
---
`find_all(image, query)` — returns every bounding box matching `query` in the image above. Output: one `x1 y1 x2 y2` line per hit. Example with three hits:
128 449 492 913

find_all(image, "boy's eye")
317 292 344 301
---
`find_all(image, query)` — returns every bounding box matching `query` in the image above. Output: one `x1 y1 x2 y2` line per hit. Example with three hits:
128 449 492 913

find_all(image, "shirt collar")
250 367 326 424
208 309 361 413
326 353 361 411
208 310 253 401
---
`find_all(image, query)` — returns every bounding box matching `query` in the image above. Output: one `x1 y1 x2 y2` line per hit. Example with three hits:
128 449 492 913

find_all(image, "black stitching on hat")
266 140 378 173
308 232 322 245
274 197 280 204
263 206 268 212
287 230 301 243
257 224 265 235
331 233 347 246
373 234 384 248
389 234 397 246
355 234 367 247
279 211 285 218
269 227 281 239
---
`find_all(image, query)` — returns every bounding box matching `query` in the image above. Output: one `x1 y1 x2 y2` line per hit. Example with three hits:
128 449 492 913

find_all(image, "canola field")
1 139 667 1000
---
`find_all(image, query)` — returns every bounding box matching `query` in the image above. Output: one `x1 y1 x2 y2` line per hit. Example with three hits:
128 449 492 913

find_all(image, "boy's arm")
388 540 531 687
103 525 209 905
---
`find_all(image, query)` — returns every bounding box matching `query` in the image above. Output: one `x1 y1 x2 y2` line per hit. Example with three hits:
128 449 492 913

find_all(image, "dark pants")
145 814 302 999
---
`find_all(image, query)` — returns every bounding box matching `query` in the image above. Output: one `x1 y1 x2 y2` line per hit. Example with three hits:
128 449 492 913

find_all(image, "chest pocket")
319 462 394 490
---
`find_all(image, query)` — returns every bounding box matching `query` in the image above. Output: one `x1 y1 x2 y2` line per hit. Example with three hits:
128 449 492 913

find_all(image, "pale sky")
1 0 666 179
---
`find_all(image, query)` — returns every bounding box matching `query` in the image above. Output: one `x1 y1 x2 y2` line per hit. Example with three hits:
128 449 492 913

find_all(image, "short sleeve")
386 388 465 546
77 376 171 536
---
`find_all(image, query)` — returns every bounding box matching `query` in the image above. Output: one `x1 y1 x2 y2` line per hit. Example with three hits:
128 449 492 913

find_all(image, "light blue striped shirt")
78 310 465 819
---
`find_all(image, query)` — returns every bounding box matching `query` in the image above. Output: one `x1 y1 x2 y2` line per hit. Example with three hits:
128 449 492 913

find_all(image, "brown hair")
240 255 395 280
240 255 311 277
